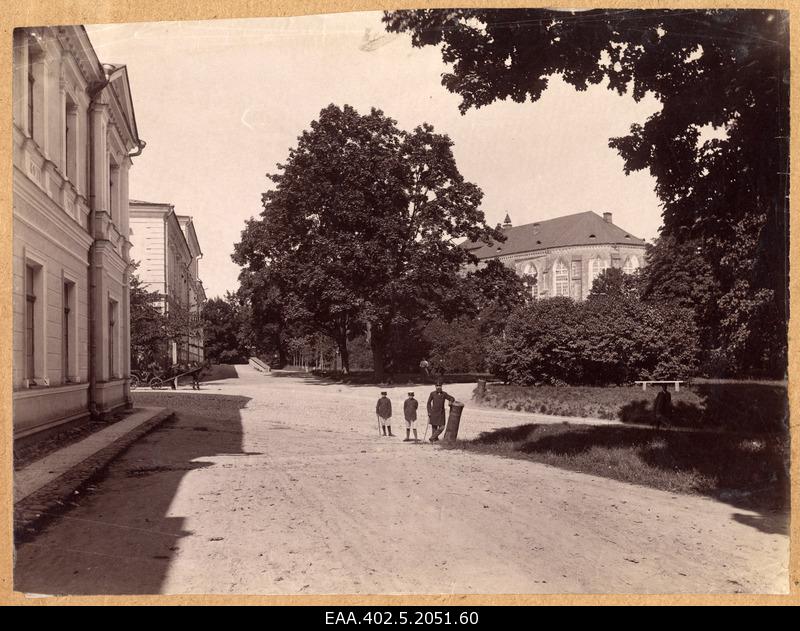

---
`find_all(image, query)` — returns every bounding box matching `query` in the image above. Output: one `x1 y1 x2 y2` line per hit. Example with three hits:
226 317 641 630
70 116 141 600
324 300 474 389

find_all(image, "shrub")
488 295 700 385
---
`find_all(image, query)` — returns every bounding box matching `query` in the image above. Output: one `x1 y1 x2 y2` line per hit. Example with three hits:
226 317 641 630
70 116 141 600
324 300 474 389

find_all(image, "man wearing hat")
375 391 394 437
403 392 419 442
427 382 455 442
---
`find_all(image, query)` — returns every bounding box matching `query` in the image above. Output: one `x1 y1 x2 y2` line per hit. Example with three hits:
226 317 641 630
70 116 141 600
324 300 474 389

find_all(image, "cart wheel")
130 375 140 390
149 377 162 390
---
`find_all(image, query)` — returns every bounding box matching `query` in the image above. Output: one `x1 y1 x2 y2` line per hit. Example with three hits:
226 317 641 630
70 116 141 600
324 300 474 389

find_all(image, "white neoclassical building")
12 26 145 439
462 211 647 300
129 200 206 365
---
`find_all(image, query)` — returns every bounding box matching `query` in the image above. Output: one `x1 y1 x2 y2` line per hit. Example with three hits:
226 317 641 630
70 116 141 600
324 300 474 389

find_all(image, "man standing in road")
427 382 454 442
403 392 419 442
376 391 394 437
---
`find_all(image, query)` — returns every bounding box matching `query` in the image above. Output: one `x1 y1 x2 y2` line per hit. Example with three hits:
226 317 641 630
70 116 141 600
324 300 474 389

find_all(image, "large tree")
234 261 306 367
384 9 789 377
233 104 502 378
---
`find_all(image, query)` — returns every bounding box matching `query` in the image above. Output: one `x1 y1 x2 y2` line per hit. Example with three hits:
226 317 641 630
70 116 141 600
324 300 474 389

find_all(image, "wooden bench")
635 380 685 392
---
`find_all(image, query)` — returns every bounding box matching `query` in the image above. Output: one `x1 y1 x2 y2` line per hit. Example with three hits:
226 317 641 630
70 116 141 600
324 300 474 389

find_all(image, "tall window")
27 39 44 145
554 261 569 297
63 281 73 382
25 266 36 380
108 300 117 378
27 70 35 139
623 255 639 275
590 258 609 289
109 163 117 223
65 100 77 182
523 263 539 300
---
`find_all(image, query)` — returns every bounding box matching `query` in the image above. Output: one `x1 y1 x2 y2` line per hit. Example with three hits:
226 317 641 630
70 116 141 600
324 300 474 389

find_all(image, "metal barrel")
443 401 465 442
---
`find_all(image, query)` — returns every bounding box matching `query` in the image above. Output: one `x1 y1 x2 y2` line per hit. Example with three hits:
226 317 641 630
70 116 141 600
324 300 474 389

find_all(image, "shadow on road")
449 423 789 536
14 392 250 596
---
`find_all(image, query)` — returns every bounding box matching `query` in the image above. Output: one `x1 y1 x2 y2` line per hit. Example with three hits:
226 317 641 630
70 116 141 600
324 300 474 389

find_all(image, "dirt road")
13 365 789 595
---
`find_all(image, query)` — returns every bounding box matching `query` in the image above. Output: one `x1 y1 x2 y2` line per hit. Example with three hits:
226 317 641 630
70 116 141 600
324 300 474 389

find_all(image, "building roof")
461 211 646 259
130 199 173 210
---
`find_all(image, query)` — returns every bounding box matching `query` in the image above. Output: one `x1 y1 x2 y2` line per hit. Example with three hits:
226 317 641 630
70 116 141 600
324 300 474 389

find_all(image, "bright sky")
86 11 664 299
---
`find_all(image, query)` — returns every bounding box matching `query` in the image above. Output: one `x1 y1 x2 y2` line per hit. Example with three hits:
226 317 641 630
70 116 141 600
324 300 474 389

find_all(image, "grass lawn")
444 423 789 515
475 382 788 433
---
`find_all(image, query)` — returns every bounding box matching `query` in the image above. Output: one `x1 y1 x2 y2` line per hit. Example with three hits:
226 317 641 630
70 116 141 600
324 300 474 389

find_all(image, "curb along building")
129 200 206 365
12 26 145 439
462 211 647 300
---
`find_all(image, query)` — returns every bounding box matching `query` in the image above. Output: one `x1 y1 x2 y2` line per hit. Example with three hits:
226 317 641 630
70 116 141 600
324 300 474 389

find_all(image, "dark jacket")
404 398 418 421
376 397 392 419
654 390 672 417
427 390 454 425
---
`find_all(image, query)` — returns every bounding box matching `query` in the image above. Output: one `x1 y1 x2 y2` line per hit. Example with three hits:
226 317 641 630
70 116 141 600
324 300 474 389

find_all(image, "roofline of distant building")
469 238 648 259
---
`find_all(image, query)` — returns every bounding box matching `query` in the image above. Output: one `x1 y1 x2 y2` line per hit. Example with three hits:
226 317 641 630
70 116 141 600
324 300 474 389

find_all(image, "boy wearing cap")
376 391 394 437
403 392 419 442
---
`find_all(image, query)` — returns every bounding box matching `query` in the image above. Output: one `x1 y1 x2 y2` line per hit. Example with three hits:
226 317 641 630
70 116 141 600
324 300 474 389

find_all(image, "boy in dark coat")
376 391 394 437
403 392 419 442
427 382 454 442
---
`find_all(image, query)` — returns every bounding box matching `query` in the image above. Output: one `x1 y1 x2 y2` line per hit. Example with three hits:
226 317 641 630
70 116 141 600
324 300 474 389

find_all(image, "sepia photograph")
4 3 794 601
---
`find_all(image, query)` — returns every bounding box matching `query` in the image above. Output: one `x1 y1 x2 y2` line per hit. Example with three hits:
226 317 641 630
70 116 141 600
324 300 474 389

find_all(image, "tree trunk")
338 339 350 374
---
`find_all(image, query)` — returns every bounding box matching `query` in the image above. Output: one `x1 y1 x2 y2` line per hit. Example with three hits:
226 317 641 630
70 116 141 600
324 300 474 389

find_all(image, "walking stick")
376 414 382 436
422 421 429 442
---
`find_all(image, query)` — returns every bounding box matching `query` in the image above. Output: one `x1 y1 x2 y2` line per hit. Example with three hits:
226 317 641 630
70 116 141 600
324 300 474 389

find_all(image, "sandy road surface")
13 365 789 595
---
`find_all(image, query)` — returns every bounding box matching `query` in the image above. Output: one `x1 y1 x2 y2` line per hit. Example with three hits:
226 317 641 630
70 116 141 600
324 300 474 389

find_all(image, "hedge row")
486 296 700 386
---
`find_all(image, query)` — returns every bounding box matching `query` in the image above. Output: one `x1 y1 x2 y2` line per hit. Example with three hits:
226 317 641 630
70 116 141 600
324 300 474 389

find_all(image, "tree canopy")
202 294 250 364
384 9 789 377
233 104 502 377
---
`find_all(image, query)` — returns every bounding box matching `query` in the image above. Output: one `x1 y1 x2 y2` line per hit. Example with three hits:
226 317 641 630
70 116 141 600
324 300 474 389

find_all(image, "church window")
589 258 609 288
554 261 569 297
623 255 639 275
523 263 539 300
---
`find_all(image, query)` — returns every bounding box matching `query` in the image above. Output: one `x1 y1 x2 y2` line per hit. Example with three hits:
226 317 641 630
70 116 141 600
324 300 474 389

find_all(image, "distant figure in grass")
376 391 394 437
653 384 672 429
403 392 419 442
427 381 454 442
419 358 430 379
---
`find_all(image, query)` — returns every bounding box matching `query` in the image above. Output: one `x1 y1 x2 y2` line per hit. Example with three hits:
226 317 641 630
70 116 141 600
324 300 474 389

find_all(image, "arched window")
523 263 539 300
589 257 609 289
623 255 639 275
554 260 569 297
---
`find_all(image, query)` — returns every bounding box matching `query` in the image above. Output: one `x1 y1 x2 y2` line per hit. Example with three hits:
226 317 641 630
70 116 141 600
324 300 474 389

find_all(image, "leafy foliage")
129 262 169 371
202 294 249 364
384 8 789 377
233 104 502 377
488 294 700 385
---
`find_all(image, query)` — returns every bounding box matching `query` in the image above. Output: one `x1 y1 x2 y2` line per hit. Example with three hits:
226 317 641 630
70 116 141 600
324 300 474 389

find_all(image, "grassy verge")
474 382 788 433
444 423 789 514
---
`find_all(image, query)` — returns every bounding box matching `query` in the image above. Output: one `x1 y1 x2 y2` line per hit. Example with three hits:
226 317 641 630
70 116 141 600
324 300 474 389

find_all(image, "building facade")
129 200 205 365
462 212 647 300
12 27 145 438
